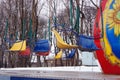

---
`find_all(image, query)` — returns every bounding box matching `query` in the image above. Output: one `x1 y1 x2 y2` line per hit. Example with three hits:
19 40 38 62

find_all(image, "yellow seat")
10 40 26 51
55 50 62 59
52 30 78 49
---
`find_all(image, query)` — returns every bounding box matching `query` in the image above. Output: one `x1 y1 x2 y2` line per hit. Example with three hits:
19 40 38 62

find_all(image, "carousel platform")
0 66 120 80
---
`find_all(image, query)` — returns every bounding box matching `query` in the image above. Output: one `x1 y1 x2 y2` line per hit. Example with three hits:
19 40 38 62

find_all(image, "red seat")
19 47 31 56
36 51 50 56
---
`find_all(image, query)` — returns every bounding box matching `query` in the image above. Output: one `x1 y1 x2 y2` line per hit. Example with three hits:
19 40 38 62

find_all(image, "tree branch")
89 0 99 9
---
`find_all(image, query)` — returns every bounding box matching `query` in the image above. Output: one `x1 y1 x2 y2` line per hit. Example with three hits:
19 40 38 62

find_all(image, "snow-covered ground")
1 66 101 72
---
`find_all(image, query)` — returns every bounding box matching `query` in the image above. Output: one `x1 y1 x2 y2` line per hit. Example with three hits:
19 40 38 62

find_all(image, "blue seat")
77 35 99 51
33 39 50 52
66 49 76 58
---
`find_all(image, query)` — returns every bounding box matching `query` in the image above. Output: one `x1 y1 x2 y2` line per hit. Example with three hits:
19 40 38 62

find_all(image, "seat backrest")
33 39 50 52
10 40 26 51
77 35 99 51
66 49 76 58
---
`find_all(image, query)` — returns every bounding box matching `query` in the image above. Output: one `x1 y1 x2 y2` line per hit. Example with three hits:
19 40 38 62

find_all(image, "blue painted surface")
109 0 115 9
11 76 62 80
78 35 99 51
106 26 120 59
0 75 10 80
0 75 63 80
33 39 50 52
106 0 120 59
66 49 76 58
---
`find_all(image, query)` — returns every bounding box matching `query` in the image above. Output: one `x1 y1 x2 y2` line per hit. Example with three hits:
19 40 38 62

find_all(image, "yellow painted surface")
103 0 120 64
10 40 26 51
52 30 78 49
55 50 62 59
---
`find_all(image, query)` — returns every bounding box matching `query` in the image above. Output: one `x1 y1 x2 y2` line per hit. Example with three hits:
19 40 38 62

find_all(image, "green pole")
44 30 47 39
15 32 18 40
27 18 33 47
28 19 32 39
74 5 80 33
70 0 73 28
22 19 26 40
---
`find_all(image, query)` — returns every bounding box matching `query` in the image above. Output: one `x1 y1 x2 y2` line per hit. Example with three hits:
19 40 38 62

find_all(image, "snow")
1 66 101 72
